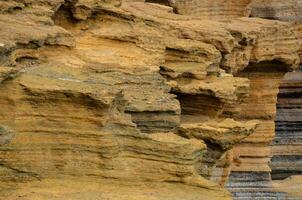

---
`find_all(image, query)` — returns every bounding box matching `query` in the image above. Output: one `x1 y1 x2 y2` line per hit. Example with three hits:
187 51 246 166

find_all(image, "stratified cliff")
0 0 301 200
270 72 302 200
272 72 302 180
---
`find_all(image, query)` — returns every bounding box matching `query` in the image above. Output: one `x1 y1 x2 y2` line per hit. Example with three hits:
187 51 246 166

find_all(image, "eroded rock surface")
0 0 301 199
271 72 302 180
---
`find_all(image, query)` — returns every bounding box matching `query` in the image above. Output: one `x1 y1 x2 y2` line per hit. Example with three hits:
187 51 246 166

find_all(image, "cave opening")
176 93 224 122
52 2 78 29
239 60 291 73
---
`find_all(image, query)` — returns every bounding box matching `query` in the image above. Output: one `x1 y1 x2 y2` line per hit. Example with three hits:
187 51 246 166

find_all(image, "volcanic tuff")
0 0 301 199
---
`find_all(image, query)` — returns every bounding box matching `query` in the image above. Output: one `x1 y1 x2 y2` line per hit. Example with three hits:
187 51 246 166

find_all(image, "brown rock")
170 0 252 20
0 0 301 199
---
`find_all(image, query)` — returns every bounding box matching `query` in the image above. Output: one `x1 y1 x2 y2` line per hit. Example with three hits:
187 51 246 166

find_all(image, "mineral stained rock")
0 0 301 200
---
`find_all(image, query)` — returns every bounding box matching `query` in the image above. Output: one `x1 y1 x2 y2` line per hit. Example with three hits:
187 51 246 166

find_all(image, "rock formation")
269 72 302 200
247 0 302 22
169 0 252 20
225 62 291 199
0 0 301 199
271 72 302 180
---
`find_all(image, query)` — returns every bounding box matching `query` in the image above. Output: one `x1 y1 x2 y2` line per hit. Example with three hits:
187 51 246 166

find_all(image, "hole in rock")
125 110 180 134
192 140 228 183
52 2 78 29
9 6 23 13
176 93 224 122
145 0 172 6
240 60 291 73
15 56 38 66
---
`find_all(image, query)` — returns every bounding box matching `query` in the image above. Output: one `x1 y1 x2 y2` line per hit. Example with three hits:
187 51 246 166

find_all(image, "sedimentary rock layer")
271 72 302 180
247 0 302 22
0 0 301 199
273 175 302 200
225 62 293 199
170 0 252 20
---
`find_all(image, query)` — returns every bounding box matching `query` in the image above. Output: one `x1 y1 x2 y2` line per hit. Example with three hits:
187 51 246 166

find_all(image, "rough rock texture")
168 2 302 198
178 119 256 184
169 0 302 65
0 0 301 199
167 0 302 199
169 0 252 20
247 0 302 63
247 0 302 22
271 72 302 180
225 63 290 199
273 176 302 200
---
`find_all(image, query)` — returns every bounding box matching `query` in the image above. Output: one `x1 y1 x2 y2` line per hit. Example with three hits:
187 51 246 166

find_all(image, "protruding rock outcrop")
0 0 301 199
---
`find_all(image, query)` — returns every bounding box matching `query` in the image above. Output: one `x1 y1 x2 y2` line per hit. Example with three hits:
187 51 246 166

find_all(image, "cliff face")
270 72 302 200
0 0 301 199
272 72 302 180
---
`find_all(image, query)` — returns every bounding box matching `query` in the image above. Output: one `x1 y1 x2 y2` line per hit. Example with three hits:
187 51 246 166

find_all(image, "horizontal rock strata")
271 72 302 180
170 0 252 20
0 0 301 199
225 62 296 199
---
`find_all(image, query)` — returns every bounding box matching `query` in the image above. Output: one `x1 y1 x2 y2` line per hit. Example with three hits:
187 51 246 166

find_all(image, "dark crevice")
0 163 41 181
241 60 291 73
146 0 171 6
52 2 79 28
176 93 223 117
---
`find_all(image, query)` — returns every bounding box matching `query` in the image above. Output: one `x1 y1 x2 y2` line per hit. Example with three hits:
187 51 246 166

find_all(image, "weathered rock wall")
170 0 252 20
247 0 302 64
247 0 302 22
268 72 302 200
225 63 289 199
271 72 302 180
158 0 302 199
0 0 301 199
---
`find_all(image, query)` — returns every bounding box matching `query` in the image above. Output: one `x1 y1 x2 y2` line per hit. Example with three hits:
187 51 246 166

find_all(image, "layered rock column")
225 63 289 199
271 72 302 180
